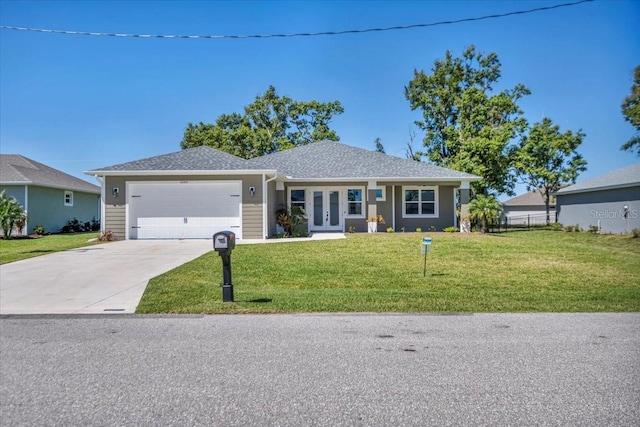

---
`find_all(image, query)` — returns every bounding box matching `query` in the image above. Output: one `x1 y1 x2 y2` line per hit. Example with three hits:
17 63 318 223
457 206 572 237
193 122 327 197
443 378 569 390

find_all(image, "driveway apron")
0 240 212 314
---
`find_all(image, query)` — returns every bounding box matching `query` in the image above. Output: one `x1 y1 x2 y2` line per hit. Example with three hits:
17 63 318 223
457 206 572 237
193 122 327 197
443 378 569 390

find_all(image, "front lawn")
0 232 101 264
137 231 640 313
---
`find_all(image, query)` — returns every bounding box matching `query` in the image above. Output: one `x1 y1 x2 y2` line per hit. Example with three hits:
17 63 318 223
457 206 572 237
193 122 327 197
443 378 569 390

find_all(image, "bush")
564 225 574 232
34 225 45 235
348 226 355 234
632 228 640 238
588 225 599 233
415 227 422 233
98 230 115 241
60 218 100 233
428 225 437 232
386 227 394 233
443 226 458 233
550 222 563 231
276 206 305 237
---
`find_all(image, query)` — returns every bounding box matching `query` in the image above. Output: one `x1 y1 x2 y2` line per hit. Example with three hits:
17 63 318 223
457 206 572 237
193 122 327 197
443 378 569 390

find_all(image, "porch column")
459 181 471 233
367 181 378 220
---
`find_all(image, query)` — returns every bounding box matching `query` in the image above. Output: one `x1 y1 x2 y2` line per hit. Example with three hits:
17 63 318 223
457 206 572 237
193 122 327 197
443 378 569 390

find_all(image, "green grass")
137 231 640 314
0 232 101 264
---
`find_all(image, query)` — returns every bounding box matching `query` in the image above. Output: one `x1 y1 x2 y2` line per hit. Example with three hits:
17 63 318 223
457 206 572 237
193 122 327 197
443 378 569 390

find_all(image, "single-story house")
0 155 101 235
555 163 640 233
85 141 480 240
502 190 556 225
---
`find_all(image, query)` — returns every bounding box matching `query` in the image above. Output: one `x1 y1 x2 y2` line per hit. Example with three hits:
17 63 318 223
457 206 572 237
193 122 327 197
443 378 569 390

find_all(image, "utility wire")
0 0 594 40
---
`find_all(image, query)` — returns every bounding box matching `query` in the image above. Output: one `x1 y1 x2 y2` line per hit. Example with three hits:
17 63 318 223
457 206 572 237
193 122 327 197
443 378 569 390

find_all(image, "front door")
310 189 342 231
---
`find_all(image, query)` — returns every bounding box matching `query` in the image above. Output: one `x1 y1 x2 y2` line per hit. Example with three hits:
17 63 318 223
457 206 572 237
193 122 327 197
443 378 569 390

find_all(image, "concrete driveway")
0 240 212 314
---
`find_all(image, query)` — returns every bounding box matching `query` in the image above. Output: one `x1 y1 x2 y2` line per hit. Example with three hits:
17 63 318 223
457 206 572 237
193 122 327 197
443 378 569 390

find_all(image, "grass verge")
0 232 101 264
137 231 640 314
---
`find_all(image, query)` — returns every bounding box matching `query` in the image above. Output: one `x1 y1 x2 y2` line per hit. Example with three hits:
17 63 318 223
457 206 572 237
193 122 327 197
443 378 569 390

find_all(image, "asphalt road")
1 313 638 426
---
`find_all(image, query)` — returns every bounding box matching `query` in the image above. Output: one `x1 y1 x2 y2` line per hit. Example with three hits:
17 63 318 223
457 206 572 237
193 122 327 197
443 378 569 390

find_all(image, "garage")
127 181 242 239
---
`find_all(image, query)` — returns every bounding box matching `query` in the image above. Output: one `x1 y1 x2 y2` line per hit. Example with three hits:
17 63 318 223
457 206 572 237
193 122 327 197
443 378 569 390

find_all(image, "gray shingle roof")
1 155 100 193
503 190 555 207
555 163 640 195
87 146 255 172
246 140 480 180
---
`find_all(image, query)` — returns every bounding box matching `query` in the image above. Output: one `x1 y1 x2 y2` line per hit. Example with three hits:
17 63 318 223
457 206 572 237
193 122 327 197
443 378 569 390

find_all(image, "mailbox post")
213 231 236 302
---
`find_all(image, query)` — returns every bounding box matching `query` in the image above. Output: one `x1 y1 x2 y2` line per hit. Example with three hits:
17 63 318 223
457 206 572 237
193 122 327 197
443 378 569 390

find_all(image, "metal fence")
488 213 557 232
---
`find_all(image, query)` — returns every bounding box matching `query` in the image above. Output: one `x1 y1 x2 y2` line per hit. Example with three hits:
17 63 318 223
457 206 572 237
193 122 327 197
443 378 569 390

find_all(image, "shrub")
588 225 599 233
428 225 437 232
632 228 640 238
550 222 563 231
98 230 115 241
400 227 406 233
443 226 458 233
348 226 355 234
386 227 394 233
564 225 574 232
415 227 422 233
34 225 45 235
276 206 305 236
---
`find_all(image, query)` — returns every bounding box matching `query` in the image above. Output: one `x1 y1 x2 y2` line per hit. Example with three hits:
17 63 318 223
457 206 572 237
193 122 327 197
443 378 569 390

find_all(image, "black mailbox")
213 231 235 253
213 231 236 302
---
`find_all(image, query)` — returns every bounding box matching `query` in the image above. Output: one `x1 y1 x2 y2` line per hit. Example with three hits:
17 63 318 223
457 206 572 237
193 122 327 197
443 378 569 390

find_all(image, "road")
1 313 638 426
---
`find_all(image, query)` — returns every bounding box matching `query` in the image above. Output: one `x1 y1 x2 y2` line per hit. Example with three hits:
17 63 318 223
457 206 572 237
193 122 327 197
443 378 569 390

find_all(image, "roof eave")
283 176 481 183
1 181 100 194
84 169 279 177
555 182 640 196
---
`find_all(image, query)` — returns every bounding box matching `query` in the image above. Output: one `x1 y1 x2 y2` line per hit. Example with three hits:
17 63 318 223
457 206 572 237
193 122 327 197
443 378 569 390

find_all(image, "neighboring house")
502 190 556 225
555 163 640 234
0 155 101 235
85 141 480 240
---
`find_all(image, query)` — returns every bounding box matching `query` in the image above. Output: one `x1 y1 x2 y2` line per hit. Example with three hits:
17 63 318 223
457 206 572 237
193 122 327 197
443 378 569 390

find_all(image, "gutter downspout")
263 174 278 240
94 176 105 234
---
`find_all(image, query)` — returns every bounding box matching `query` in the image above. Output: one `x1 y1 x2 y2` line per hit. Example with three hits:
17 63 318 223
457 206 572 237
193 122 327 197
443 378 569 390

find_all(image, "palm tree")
468 194 503 233
0 190 27 239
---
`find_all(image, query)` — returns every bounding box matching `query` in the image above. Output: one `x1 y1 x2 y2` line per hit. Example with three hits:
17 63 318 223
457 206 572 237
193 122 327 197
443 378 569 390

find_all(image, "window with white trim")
64 190 74 207
289 189 306 213
403 186 438 217
346 188 364 217
375 187 386 201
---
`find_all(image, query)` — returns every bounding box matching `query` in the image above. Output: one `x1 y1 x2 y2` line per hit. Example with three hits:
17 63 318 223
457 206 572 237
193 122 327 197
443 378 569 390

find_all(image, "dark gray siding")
556 186 640 233
394 185 456 232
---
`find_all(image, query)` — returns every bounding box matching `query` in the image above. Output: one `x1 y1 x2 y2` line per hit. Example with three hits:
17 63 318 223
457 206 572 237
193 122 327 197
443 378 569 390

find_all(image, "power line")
0 0 594 40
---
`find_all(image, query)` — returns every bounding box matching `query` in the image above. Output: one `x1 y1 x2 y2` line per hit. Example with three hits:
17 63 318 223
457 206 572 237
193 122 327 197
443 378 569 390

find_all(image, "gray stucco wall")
103 175 264 239
556 186 640 233
394 185 456 232
0 185 26 208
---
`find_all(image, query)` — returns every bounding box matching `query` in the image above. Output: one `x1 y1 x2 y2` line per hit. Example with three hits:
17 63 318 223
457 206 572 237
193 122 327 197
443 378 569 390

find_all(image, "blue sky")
1 0 638 198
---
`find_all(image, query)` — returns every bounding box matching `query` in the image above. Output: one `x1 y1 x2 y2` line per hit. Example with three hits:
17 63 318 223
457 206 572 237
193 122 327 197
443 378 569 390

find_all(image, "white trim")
402 185 439 218
94 176 106 234
0 181 100 194
453 187 458 228
374 187 386 202
64 190 74 207
24 185 29 236
85 169 277 177
460 181 471 190
344 186 366 218
263 174 278 239
282 176 480 183
391 185 396 231
555 182 640 196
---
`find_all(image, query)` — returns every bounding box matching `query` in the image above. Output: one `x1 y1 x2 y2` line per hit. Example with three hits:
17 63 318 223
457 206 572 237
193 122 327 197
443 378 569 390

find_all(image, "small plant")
98 230 115 241
588 225 599 233
276 206 306 237
443 226 458 233
386 227 394 233
564 225 575 232
367 215 385 224
400 227 406 233
415 227 422 233
550 222 563 231
34 225 45 235
632 228 640 238
292 229 309 238
348 226 356 233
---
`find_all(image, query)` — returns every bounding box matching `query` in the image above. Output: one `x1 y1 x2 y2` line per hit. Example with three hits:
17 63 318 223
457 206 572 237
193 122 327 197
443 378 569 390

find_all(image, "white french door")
310 189 342 231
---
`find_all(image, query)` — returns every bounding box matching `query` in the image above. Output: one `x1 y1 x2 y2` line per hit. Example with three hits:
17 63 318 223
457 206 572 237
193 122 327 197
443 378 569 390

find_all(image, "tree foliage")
374 138 385 153
515 118 587 225
621 65 640 155
405 45 530 195
0 190 27 239
180 86 344 159
468 194 502 233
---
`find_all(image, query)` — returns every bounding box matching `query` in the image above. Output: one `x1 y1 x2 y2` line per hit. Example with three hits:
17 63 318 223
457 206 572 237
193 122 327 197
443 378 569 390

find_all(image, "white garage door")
128 181 242 239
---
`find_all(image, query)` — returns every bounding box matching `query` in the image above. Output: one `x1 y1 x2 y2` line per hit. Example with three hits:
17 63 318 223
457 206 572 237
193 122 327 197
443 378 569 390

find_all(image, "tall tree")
621 65 640 155
181 86 344 159
374 138 385 153
515 118 587 225
405 45 530 195
405 128 423 161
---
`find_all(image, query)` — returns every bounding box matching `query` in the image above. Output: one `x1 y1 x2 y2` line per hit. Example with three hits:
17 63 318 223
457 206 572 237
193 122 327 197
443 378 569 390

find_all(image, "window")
290 189 305 213
403 186 437 217
375 187 386 201
346 188 364 217
64 190 74 207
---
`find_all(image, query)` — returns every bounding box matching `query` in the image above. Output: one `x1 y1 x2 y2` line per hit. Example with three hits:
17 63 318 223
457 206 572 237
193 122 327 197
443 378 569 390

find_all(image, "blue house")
0 155 100 235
